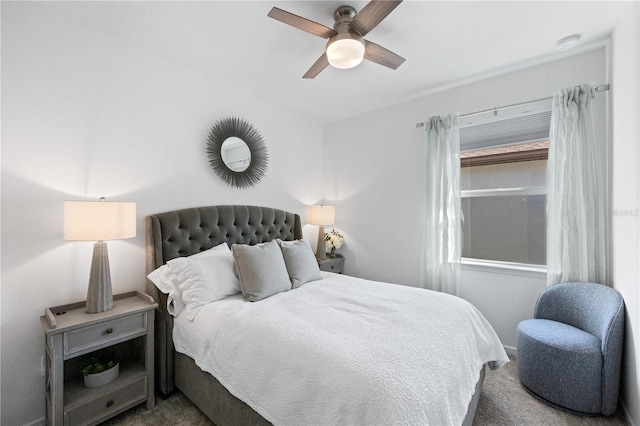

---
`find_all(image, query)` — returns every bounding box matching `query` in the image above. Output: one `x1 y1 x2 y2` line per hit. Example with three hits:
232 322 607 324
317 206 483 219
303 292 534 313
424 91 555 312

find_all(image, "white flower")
324 229 344 251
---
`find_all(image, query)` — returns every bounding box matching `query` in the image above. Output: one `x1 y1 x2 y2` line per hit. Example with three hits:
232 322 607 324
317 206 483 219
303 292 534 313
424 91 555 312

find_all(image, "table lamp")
64 198 136 313
308 205 335 260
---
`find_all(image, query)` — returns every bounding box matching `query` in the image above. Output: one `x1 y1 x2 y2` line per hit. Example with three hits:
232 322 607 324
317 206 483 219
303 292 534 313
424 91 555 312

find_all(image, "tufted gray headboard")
145 205 302 395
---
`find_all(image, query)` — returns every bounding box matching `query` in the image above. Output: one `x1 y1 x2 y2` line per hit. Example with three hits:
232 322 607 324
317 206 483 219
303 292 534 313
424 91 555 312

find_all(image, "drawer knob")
104 328 113 335
106 399 114 407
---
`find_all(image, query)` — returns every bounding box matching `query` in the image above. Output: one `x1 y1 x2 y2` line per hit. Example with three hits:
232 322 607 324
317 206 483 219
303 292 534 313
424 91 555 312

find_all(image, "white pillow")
169 252 241 320
188 242 231 258
146 242 231 316
147 265 184 316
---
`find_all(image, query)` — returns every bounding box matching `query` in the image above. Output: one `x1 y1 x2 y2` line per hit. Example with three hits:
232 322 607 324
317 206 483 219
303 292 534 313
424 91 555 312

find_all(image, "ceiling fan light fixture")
268 2 405 78
326 34 365 69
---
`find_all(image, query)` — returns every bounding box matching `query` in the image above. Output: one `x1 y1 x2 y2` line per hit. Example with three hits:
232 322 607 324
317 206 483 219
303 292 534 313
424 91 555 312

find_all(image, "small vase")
329 247 336 258
83 363 119 388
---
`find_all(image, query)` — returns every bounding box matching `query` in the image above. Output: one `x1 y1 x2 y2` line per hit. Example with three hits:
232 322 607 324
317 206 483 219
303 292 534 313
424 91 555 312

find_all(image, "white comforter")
173 272 509 426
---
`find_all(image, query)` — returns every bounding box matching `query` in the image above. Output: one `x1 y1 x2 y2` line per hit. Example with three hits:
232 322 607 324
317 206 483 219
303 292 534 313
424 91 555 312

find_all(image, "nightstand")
41 291 157 426
318 254 344 274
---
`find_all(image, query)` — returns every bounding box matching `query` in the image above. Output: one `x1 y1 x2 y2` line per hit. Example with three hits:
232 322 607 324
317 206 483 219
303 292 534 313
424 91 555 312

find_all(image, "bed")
145 205 508 425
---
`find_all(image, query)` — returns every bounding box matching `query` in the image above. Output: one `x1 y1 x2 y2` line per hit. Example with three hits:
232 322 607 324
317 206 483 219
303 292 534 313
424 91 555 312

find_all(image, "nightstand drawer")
64 376 147 426
318 256 344 274
64 313 146 357
321 263 340 272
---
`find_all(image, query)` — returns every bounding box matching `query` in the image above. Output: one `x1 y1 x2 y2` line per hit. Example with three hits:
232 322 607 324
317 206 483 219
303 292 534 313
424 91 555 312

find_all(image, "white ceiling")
50 1 627 124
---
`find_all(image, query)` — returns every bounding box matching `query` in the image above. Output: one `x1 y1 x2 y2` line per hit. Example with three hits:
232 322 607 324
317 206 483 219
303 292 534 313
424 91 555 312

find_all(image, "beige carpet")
104 356 628 426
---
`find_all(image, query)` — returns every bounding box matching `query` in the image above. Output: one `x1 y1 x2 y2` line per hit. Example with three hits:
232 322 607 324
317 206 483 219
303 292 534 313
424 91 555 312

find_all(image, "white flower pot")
83 363 119 388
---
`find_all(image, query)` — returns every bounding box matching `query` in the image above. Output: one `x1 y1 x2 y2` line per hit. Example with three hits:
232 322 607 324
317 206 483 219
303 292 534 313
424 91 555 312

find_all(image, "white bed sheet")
173 272 509 425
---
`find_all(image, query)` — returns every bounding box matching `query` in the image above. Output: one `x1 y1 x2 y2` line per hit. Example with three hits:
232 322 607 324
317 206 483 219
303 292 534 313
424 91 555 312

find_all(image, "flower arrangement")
324 229 344 257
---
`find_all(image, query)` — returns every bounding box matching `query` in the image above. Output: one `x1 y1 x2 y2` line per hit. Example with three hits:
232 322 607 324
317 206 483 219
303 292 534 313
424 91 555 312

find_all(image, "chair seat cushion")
517 319 603 414
518 319 601 353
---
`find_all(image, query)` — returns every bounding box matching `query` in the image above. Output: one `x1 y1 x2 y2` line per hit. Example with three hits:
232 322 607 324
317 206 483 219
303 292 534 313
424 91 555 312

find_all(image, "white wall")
0 3 324 425
610 2 640 424
457 266 546 353
323 48 606 350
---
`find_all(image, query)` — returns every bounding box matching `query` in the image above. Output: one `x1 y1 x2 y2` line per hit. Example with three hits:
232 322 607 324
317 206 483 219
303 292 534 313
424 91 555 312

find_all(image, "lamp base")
316 226 327 260
86 241 113 314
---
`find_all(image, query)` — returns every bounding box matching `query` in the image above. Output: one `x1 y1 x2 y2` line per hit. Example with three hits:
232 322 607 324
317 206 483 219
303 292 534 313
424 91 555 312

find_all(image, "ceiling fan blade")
303 53 330 79
268 7 337 39
364 40 405 70
350 1 403 37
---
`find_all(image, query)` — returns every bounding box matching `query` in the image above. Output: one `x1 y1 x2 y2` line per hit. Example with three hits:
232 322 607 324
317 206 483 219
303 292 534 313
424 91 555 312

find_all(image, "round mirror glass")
221 137 251 172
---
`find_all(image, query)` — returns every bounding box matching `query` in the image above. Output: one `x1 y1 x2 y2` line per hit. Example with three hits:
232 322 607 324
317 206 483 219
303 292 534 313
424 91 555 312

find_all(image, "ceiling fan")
267 1 405 79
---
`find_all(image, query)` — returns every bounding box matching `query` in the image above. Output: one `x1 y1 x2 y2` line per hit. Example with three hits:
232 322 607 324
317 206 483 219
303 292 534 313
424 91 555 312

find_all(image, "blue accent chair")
517 282 624 415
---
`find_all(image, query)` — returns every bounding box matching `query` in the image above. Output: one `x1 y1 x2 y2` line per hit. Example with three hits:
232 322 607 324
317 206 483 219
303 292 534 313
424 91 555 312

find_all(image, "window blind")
460 110 552 152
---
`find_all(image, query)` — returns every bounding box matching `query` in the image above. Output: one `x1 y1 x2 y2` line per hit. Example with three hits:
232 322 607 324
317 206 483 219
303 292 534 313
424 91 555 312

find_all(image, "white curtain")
547 83 606 286
420 113 461 295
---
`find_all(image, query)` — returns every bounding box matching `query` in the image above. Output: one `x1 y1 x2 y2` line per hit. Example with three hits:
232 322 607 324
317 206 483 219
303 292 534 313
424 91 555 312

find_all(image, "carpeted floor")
472 356 627 426
104 356 628 426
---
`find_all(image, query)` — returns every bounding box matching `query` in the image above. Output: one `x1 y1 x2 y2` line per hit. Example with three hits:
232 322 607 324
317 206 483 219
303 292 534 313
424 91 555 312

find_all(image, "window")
459 107 550 266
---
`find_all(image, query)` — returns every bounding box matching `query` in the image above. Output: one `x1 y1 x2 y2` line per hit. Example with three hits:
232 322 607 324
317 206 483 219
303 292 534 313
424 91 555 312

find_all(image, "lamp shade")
64 201 136 241
309 205 335 226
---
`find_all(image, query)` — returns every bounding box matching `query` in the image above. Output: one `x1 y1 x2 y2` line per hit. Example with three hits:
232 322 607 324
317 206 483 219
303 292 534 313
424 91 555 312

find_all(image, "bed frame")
145 205 483 425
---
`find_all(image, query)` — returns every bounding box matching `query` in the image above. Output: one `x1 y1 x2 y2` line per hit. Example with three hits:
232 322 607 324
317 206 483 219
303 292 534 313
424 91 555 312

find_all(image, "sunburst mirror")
206 117 269 189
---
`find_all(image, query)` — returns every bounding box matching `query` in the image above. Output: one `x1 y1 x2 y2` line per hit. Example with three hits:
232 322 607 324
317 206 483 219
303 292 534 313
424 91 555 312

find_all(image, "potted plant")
81 351 119 388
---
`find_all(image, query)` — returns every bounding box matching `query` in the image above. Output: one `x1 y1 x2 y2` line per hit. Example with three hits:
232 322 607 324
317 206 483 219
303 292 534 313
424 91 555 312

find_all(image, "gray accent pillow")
277 239 322 288
232 240 291 302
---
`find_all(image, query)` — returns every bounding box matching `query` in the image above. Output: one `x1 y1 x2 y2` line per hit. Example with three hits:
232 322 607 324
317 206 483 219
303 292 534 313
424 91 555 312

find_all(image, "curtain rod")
415 84 610 128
